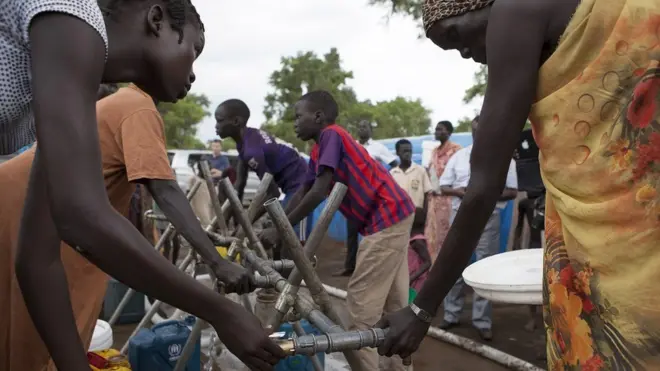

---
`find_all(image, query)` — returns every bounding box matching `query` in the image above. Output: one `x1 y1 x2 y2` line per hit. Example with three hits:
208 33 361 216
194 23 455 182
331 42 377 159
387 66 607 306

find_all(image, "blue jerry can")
128 319 200 371
275 320 325 371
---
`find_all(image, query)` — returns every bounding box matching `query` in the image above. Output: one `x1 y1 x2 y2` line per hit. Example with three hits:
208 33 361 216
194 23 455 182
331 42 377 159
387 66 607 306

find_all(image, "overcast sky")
191 0 484 142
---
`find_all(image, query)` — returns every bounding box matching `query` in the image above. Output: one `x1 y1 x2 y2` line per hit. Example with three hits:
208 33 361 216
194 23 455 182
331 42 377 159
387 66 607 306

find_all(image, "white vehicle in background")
168 138 304 205
167 149 260 206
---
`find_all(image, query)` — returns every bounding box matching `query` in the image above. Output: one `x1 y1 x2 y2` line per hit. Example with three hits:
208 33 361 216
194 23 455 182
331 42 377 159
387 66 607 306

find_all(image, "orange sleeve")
117 109 176 182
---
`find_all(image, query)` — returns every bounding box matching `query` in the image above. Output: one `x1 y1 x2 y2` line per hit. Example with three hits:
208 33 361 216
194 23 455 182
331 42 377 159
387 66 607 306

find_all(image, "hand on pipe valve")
209 259 255 295
258 226 281 250
270 327 413 366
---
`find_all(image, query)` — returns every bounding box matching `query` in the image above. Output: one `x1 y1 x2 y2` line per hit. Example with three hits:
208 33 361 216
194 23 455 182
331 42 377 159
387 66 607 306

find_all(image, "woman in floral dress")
425 120 461 264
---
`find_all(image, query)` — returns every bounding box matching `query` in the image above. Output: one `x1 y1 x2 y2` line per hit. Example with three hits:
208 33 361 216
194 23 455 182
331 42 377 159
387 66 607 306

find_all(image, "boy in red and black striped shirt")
264 90 415 370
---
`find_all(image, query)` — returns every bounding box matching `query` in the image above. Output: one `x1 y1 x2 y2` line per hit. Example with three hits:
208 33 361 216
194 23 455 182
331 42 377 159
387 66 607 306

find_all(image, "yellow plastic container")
216 246 240 262
88 349 131 370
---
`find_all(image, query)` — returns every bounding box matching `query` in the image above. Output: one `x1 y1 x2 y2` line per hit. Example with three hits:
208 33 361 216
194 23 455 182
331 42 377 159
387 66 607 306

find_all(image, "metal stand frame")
110 172 389 371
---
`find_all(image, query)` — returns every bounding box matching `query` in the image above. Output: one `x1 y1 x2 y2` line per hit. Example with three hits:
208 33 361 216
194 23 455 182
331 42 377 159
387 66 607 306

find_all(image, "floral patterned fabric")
425 141 461 264
530 0 660 368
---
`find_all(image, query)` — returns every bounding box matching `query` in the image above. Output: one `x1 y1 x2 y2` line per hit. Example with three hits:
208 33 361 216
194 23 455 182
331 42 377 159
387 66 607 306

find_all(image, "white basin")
462 249 543 305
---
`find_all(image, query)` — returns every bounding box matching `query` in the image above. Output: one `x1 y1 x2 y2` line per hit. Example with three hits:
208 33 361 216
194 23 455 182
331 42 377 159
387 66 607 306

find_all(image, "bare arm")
235 176 280 231
16 150 91 370
234 159 249 202
413 0 546 314
284 183 311 214
287 169 333 227
22 17 238 368
146 179 225 270
440 186 465 198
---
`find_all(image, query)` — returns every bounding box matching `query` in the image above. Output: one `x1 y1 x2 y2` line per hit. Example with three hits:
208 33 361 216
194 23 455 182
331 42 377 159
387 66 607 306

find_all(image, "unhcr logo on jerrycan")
128 319 202 371
168 343 182 361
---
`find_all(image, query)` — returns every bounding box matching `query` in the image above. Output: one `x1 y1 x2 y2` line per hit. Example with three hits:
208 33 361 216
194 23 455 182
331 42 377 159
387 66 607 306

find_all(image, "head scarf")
422 0 495 33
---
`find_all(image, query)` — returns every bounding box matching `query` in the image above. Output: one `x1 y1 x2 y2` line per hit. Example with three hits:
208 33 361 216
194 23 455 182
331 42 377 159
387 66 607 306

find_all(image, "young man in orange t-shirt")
0 85 281 370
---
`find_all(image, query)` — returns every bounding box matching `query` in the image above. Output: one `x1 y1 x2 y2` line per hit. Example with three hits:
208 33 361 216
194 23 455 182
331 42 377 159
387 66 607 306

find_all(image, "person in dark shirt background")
215 98 312 241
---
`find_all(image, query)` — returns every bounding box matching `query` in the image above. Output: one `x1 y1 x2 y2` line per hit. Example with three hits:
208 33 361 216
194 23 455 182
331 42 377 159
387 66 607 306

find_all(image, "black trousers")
345 219 359 271
514 197 543 250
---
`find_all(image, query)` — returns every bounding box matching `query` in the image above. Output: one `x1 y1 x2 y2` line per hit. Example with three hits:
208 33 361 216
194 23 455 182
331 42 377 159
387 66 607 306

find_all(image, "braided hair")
99 0 205 42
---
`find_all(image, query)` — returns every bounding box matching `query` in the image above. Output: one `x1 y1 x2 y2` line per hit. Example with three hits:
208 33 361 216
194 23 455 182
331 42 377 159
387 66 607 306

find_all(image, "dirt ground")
113 237 547 370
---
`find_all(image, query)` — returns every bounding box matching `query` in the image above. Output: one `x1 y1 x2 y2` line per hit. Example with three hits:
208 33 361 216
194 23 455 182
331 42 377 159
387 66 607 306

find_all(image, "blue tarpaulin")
309 133 513 255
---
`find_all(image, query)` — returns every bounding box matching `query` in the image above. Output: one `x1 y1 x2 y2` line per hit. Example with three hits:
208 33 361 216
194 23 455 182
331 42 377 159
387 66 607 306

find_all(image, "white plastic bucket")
462 248 543 305
89 320 114 352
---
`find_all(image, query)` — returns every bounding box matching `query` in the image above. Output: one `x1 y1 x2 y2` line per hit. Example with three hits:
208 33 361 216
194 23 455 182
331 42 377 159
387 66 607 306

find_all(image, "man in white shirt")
390 139 432 213
335 120 399 277
438 115 518 341
357 120 398 168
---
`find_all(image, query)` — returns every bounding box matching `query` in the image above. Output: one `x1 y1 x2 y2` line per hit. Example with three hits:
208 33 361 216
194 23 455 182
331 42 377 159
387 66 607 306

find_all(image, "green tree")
463 65 488 104
366 3 535 133
369 0 423 21
369 97 431 138
158 93 210 149
455 117 473 133
263 48 432 151
263 48 360 151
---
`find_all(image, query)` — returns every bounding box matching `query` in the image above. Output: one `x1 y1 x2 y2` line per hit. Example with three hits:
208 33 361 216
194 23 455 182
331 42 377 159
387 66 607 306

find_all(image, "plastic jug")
89 320 114 352
275 321 325 371
88 349 131 370
127 319 200 371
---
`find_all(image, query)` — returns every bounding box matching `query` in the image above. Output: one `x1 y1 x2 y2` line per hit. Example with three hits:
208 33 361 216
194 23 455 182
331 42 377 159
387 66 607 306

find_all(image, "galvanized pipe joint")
275 328 388 356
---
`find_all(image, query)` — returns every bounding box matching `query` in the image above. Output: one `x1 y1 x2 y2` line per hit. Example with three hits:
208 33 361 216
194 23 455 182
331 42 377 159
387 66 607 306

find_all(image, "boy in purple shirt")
215 99 312 239
260 90 415 370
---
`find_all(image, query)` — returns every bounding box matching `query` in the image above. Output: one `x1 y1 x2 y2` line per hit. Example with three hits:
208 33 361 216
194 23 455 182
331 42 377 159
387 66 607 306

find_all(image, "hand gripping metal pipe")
316 282 544 371
173 165 247 371
274 328 388 356
174 174 277 371
204 230 237 247
108 179 203 326
241 247 290 293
